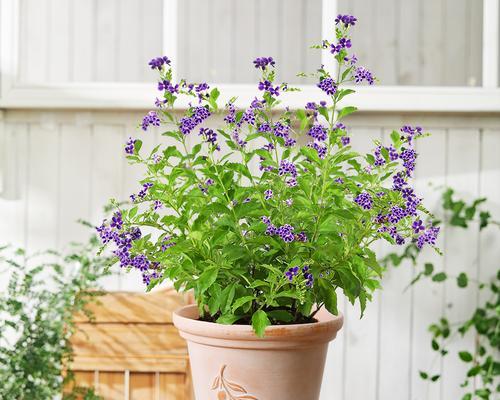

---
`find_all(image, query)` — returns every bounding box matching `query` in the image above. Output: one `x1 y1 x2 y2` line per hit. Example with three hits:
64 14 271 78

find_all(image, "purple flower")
273 121 290 138
335 14 357 27
335 123 346 131
302 266 314 287
253 57 275 70
412 219 425 234
334 177 344 184
152 153 162 164
354 192 373 210
401 125 423 145
278 224 295 243
153 200 163 210
141 111 161 131
400 148 417 176
258 80 280 96
279 160 297 177
308 141 327 159
317 77 337 95
158 80 179 93
138 182 153 199
285 266 300 281
125 137 136 155
341 136 350 146
392 172 407 191
295 231 308 242
259 123 271 133
308 124 328 141
387 206 405 224
224 103 236 124
264 189 273 200
148 56 170 70
285 198 293 207
110 212 123 230
330 38 352 54
354 67 375 85
417 226 440 249
286 178 298 187
305 102 318 110
161 235 176 252
199 128 219 150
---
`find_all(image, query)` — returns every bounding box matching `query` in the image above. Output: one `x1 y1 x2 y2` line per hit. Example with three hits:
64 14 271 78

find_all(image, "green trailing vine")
0 225 110 400
385 188 500 399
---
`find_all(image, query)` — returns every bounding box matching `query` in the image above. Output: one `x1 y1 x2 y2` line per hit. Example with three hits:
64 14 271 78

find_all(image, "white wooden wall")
0 110 499 400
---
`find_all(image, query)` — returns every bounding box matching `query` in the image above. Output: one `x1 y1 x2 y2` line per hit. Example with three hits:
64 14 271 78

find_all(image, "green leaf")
458 351 473 362
337 106 357 120
216 314 242 325
419 371 429 380
267 310 294 323
317 278 338 315
231 296 255 312
430 374 440 382
431 339 439 351
432 272 447 282
424 263 434 276
466 365 481 377
251 310 270 337
457 273 468 288
197 267 218 293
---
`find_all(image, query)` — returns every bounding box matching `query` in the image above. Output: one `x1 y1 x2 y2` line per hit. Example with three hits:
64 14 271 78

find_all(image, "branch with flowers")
97 15 440 336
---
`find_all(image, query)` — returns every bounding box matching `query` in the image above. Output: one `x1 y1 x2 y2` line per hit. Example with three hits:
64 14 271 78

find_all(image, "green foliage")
0 233 110 400
384 189 500 399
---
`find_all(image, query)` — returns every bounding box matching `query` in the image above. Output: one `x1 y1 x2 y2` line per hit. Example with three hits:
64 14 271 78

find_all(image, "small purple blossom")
317 77 337 96
285 266 300 281
354 67 375 85
341 136 350 146
264 189 273 200
199 128 219 150
279 160 297 177
125 137 136 155
354 192 373 210
153 200 163 210
335 14 357 27
412 219 425 234
224 102 236 124
295 231 308 242
278 224 295 243
253 57 275 70
148 56 170 70
308 124 328 141
141 111 161 131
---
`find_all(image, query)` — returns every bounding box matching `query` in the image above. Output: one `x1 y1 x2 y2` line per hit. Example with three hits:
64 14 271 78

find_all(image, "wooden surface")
67 289 193 399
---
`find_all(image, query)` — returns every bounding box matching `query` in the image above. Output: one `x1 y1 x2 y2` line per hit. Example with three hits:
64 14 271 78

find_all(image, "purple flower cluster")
341 136 350 146
224 102 236 124
258 80 280 96
198 178 214 194
125 137 136 155
278 160 297 178
308 124 328 141
416 226 440 249
161 235 176 252
97 214 164 285
253 57 275 70
308 141 327 159
335 14 357 27
264 189 273 200
278 224 295 242
330 38 352 55
179 106 211 135
262 217 300 243
354 67 375 85
141 111 161 131
317 77 337 95
199 128 219 150
148 56 170 70
401 125 423 145
302 265 314 287
354 192 373 210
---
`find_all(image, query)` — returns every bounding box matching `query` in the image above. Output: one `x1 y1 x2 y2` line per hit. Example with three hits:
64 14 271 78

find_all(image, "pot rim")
173 304 343 348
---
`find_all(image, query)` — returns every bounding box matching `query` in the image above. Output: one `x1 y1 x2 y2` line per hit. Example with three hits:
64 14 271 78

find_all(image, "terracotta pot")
173 305 343 400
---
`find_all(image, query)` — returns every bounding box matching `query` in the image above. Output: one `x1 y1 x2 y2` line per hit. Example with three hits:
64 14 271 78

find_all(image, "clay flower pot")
173 305 343 400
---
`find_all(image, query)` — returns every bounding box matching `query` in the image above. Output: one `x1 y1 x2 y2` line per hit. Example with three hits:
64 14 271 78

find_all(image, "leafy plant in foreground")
97 15 439 336
385 188 499 399
0 230 109 400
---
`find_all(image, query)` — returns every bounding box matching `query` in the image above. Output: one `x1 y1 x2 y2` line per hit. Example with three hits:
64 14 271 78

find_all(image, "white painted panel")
47 0 71 82
25 122 60 253
58 123 92 246
0 123 28 248
71 0 94 81
411 129 447 400
442 129 480 400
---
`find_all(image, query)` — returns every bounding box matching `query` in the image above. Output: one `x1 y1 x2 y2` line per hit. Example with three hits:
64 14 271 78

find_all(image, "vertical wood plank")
442 129 480 400
209 0 232 82
98 371 126 399
420 0 445 85
280 0 303 83
0 123 28 249
232 0 257 83
140 0 164 81
25 121 60 253
71 0 95 81
443 0 467 86
58 124 92 246
397 0 420 85
117 0 142 82
411 128 447 400
47 0 71 82
19 0 49 83
129 372 155 400
159 373 185 399
95 0 118 81
466 0 483 86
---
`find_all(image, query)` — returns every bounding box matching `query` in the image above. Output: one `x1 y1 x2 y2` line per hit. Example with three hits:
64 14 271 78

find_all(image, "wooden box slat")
68 288 193 399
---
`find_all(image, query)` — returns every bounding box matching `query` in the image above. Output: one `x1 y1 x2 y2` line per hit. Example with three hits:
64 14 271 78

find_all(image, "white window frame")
0 0 499 112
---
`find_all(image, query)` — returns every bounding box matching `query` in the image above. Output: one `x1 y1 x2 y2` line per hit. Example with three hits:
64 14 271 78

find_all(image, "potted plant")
98 15 439 399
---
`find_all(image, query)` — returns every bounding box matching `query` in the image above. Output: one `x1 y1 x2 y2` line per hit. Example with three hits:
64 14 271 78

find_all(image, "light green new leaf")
251 310 270 337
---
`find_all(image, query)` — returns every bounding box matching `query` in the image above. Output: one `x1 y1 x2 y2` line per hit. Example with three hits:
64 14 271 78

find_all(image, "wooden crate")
67 289 193 399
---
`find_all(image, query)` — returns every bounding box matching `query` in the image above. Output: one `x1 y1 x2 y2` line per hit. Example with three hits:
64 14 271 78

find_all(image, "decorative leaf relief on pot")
211 365 258 400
